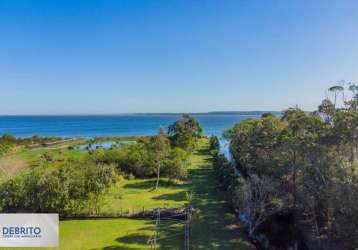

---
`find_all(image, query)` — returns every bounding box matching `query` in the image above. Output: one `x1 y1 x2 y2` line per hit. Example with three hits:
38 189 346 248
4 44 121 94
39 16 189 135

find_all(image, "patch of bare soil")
0 155 27 180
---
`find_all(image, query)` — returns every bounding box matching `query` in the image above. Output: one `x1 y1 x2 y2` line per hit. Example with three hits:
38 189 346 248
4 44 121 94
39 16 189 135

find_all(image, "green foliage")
147 128 171 189
0 160 117 216
0 134 62 156
1 133 16 143
168 114 203 152
225 84 358 247
91 144 153 177
147 127 170 161
0 133 61 146
92 142 190 182
209 135 220 155
185 191 194 202
163 147 189 181
92 127 191 183
212 153 237 195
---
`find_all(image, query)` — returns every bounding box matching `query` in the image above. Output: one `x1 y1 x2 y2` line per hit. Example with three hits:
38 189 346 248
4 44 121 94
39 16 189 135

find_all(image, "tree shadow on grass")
92 246 141 250
153 191 186 202
90 244 142 250
123 180 156 189
123 179 182 190
196 147 210 156
89 220 154 250
90 232 152 250
116 234 148 244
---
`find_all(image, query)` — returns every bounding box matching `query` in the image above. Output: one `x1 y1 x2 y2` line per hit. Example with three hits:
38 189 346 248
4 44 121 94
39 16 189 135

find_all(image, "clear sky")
1 0 358 114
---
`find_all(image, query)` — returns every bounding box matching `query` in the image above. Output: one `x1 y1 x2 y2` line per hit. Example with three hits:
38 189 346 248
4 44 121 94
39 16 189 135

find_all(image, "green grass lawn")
187 141 254 250
3 218 154 250
101 178 188 216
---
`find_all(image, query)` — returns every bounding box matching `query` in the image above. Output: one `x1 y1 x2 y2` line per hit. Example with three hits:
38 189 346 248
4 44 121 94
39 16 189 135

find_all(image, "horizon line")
0 110 285 116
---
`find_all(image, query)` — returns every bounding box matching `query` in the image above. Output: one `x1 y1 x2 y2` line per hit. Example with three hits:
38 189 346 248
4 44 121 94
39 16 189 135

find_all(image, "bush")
209 135 220 153
163 147 189 181
0 160 117 216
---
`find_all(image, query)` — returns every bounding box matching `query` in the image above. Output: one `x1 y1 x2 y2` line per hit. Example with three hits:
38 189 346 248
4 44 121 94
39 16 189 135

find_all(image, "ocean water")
0 113 266 138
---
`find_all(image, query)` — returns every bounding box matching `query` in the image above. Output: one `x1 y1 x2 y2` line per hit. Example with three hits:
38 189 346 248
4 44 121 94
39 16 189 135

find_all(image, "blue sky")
1 0 358 114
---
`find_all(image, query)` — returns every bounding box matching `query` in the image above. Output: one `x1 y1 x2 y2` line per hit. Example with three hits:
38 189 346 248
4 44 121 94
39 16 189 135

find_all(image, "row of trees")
210 136 238 194
221 83 358 248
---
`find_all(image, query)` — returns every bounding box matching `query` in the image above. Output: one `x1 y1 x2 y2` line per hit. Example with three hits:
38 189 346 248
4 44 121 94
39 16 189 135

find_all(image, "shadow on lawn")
90 231 151 250
123 179 181 190
98 246 140 250
116 234 148 244
89 220 155 250
153 190 186 202
195 146 211 156
90 244 143 250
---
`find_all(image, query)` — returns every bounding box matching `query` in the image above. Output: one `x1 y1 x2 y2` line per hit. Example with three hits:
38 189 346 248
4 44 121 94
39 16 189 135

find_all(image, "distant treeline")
126 111 282 116
206 111 282 115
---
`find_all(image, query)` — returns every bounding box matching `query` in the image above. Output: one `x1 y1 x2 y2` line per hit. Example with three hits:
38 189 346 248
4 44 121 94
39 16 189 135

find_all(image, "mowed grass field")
101 178 188 215
0 138 253 249
4 218 153 250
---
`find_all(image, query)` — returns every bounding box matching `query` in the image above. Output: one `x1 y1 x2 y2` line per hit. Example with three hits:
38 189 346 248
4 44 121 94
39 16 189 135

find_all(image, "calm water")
77 141 136 151
0 113 267 138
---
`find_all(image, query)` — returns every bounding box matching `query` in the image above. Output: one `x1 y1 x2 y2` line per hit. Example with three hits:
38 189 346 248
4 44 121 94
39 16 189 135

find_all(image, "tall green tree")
328 84 344 106
149 127 170 189
168 114 203 152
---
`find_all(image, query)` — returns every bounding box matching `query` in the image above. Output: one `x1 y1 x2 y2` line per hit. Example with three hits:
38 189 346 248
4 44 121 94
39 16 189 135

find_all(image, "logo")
1 226 42 238
0 214 58 247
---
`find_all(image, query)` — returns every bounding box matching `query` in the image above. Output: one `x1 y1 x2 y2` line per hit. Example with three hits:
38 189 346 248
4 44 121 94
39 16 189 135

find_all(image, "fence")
147 204 192 250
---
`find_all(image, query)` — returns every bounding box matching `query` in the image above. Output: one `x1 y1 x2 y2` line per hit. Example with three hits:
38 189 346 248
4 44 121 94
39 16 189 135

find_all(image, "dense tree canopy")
0 160 117 216
168 114 203 152
221 83 358 248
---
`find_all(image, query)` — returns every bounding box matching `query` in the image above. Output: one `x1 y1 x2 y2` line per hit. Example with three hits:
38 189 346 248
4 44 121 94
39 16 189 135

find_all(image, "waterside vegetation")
212 83 358 249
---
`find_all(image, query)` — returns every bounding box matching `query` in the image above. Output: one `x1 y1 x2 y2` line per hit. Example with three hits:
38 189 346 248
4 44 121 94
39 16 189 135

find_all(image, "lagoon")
76 140 136 151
